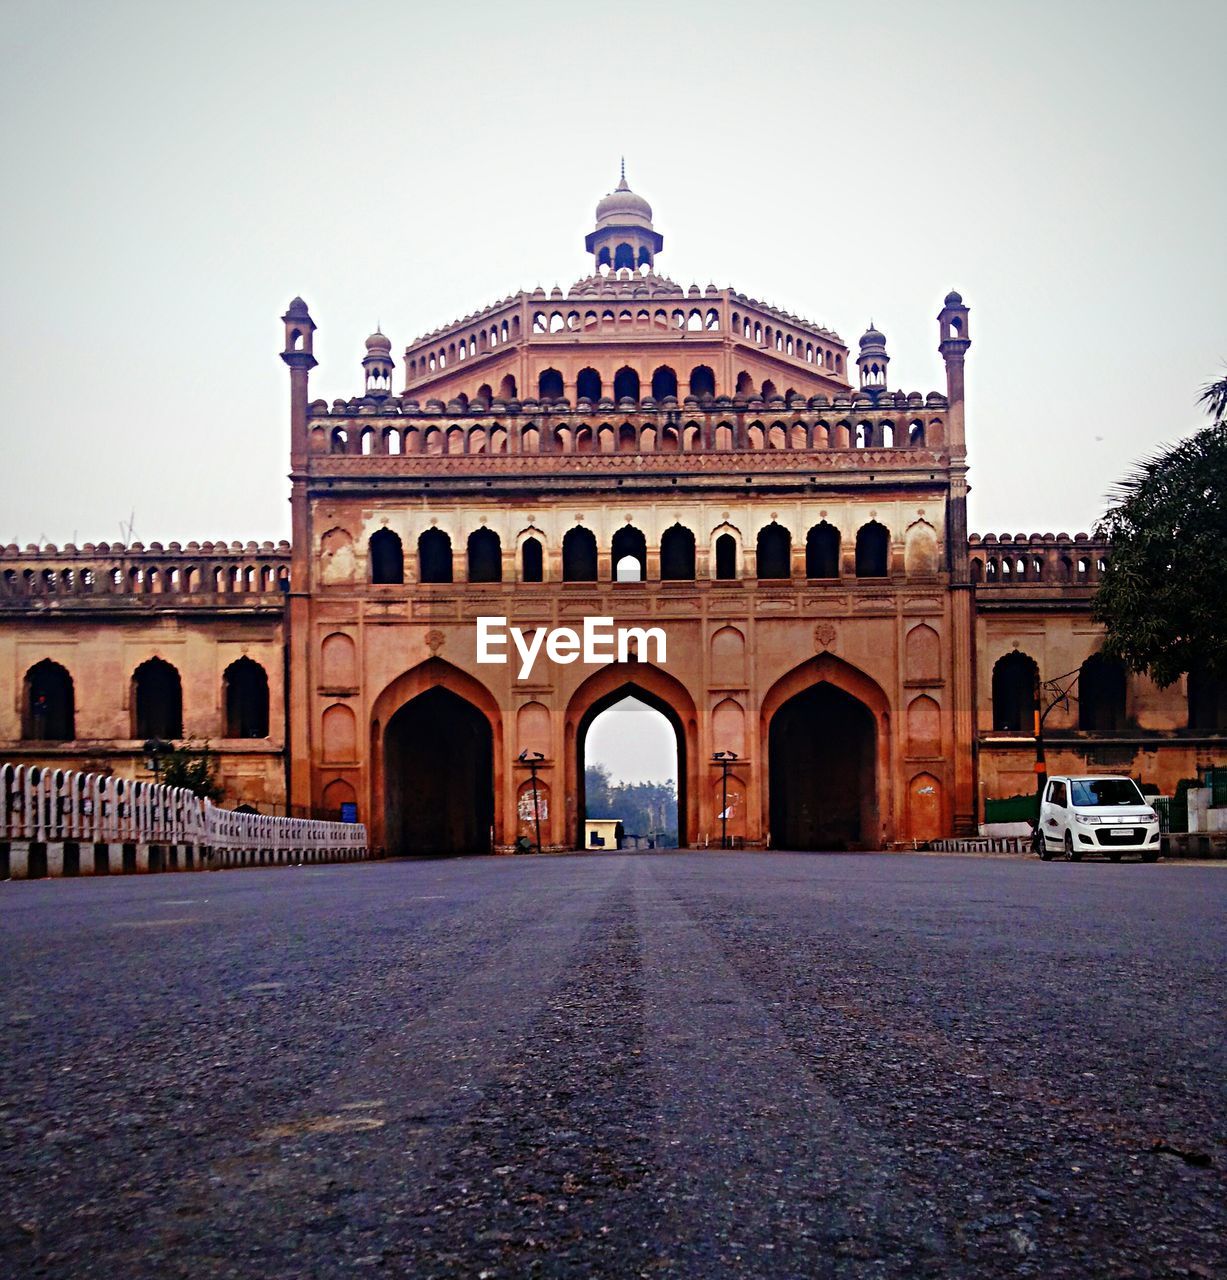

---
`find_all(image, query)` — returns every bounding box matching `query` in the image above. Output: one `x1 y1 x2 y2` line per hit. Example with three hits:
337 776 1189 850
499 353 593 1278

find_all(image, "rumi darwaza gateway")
3 175 1224 854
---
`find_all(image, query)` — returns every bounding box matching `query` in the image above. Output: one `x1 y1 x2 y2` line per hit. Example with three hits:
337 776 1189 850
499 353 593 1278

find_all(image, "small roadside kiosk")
584 819 624 851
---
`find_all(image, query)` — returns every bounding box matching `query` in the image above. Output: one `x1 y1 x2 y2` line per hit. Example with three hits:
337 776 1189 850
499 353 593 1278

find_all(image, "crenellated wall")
0 540 291 601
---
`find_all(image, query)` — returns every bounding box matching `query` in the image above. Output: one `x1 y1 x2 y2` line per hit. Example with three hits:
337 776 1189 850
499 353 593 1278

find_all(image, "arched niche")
905 624 941 682
710 625 746 685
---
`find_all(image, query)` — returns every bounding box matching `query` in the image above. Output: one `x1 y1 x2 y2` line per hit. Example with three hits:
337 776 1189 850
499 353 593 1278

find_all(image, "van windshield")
1070 778 1145 807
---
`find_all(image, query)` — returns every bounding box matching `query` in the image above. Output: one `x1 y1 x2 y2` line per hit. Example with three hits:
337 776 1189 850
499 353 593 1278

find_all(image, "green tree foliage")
1093 386 1227 687
584 763 678 846
159 741 224 801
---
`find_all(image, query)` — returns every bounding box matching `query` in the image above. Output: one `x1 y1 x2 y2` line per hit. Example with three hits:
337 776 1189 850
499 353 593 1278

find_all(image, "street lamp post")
517 749 545 854
712 750 738 849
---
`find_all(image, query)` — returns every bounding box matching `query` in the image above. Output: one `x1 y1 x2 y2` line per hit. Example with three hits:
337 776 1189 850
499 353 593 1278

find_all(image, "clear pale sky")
1 0 1223 549
586 696 677 787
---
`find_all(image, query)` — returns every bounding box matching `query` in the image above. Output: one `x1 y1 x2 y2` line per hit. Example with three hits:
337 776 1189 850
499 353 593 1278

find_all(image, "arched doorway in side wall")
384 687 493 856
769 683 878 850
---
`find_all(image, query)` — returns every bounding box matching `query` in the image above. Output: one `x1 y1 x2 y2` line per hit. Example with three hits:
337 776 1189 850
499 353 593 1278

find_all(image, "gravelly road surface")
1 852 1224 1279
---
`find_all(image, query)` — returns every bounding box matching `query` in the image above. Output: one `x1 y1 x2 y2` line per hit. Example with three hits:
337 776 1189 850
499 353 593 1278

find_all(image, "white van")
1035 775 1161 862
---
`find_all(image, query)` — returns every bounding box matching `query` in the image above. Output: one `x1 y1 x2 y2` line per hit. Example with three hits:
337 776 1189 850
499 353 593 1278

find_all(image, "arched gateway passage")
769 685 877 849
384 687 493 855
762 656 889 851
566 664 697 850
372 661 501 857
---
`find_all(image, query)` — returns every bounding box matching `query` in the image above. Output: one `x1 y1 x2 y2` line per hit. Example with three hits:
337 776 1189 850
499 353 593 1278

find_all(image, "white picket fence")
0 762 367 879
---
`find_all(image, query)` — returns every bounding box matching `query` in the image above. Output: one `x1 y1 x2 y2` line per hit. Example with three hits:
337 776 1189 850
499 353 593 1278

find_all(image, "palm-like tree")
1200 373 1227 422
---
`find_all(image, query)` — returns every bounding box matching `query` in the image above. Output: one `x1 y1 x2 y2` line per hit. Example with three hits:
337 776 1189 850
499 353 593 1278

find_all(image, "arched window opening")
133 657 183 739
224 657 269 738
992 652 1039 732
1079 654 1127 731
855 522 890 578
498 374 517 400
1188 663 1227 732
806 522 841 578
761 379 777 401
715 533 738 580
756 524 791 580
521 537 544 583
611 526 647 582
736 371 754 396
418 529 453 584
563 527 598 582
613 367 640 401
467 528 502 583
660 524 696 581
22 659 74 740
614 242 635 270
330 428 348 454
651 365 678 400
369 529 404 584
689 365 715 398
576 368 602 402
538 368 564 400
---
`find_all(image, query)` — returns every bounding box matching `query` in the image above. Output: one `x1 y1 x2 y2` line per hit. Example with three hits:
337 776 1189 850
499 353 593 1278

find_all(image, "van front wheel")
1065 831 1080 862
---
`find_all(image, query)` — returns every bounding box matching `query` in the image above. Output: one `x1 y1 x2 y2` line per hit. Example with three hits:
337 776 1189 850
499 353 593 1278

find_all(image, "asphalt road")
1 852 1224 1279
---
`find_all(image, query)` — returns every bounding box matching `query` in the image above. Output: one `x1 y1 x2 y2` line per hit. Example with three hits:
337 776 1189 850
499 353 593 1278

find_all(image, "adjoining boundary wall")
0 763 367 879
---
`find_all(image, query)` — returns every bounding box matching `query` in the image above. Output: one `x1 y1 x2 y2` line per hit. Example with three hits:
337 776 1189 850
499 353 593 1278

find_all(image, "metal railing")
1 763 366 873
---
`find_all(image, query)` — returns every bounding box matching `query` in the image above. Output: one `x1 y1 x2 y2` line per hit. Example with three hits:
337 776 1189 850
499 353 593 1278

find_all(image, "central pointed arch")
564 662 698 849
760 654 894 850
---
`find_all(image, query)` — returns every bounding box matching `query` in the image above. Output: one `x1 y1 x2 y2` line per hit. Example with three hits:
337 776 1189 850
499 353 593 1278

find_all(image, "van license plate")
1111 828 1133 836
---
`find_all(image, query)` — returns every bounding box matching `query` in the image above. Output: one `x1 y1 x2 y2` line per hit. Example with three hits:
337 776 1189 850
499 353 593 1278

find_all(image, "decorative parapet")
0 540 291 604
304 402 951 473
968 532 1111 586
0 762 367 878
310 445 949 482
310 390 947 417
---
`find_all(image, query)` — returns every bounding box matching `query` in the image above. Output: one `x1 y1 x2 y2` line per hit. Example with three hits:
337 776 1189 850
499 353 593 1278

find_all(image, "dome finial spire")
618 155 627 190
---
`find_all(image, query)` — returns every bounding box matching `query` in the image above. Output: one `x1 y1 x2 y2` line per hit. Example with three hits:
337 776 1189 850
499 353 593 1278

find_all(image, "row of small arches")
322 416 939 458
1 563 290 598
730 314 841 369
364 521 906 585
21 656 271 742
972 553 1108 585
412 316 520 377
991 652 1226 733
405 308 842 383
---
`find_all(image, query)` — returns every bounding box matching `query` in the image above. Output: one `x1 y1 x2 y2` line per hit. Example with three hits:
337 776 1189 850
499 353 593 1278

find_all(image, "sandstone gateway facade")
3 178 1223 851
